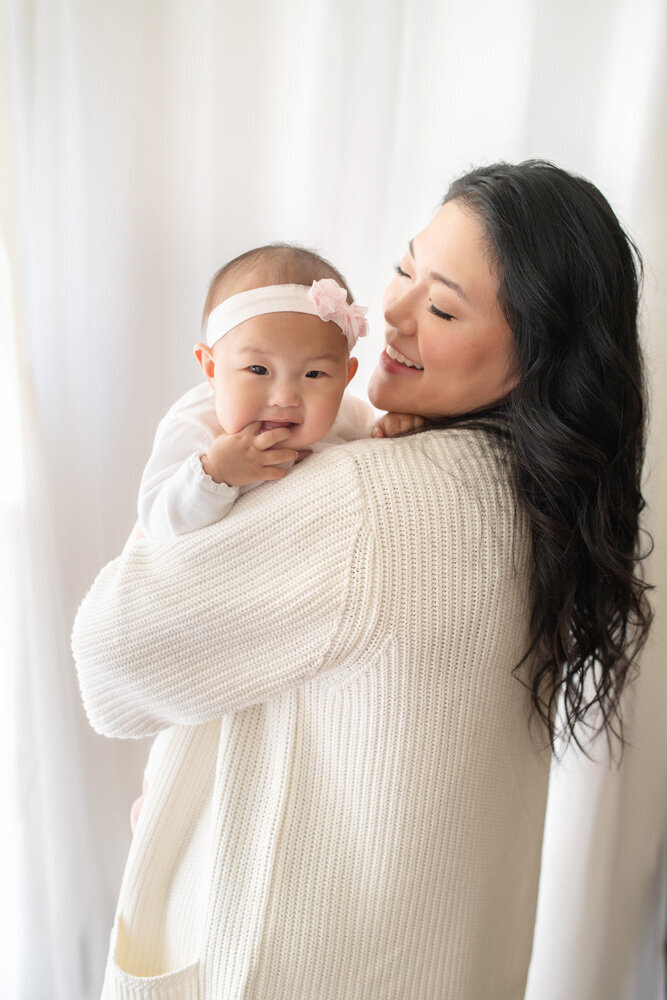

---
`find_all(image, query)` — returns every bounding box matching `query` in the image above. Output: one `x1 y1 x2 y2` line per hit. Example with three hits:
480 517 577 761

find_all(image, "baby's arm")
139 386 296 538
139 420 239 538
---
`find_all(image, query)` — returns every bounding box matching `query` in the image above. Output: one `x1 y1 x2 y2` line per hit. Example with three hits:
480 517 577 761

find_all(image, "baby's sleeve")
138 388 241 538
329 391 378 441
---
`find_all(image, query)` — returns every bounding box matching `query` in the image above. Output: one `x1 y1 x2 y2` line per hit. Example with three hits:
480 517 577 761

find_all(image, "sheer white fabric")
2 0 665 996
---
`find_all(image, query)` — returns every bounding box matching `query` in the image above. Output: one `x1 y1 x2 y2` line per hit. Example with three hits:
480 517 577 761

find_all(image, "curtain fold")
3 1 665 996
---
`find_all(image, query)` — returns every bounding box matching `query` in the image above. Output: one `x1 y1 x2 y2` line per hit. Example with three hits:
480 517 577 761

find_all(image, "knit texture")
72 428 551 1000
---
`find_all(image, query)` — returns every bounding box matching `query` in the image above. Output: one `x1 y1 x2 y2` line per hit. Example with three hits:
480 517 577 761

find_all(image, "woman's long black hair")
428 161 653 754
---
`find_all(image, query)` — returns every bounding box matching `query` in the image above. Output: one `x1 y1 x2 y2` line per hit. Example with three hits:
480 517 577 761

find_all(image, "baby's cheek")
215 410 246 436
325 389 348 430
215 404 235 434
304 398 338 442
215 396 254 435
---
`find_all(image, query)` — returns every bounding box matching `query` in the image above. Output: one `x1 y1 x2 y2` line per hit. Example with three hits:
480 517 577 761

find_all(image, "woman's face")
367 199 518 418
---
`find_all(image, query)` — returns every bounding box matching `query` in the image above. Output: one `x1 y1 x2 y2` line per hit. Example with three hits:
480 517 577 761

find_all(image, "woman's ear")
346 356 359 385
194 342 215 384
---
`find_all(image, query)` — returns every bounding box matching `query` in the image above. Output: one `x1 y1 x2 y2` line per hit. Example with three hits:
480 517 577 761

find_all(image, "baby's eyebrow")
239 346 343 364
308 354 343 364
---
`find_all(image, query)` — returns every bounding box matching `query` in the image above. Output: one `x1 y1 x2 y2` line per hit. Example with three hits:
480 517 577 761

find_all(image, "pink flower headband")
205 278 369 350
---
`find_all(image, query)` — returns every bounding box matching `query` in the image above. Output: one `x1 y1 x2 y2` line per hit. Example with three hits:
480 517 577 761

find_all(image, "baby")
137 243 419 539
130 242 422 829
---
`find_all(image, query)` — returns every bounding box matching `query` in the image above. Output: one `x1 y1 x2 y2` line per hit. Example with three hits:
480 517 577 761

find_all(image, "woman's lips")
378 349 423 376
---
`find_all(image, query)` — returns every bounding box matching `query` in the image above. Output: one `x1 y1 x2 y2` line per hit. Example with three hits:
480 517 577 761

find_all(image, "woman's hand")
370 412 426 438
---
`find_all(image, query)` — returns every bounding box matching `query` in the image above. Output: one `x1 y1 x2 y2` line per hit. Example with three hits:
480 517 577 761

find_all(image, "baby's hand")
370 412 426 438
201 423 299 487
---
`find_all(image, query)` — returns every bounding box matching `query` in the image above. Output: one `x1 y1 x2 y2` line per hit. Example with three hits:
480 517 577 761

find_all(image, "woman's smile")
383 344 424 370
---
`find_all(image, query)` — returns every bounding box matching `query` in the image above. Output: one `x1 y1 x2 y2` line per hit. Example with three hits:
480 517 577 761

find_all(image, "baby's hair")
201 243 355 331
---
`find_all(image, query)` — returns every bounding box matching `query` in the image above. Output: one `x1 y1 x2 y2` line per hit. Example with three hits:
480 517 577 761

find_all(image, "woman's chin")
367 370 392 412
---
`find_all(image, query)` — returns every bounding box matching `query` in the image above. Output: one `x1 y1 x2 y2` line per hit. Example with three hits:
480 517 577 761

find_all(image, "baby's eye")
248 365 269 375
305 370 326 379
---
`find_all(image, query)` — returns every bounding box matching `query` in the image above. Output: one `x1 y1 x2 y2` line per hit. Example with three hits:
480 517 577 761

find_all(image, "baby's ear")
194 342 215 383
346 356 359 385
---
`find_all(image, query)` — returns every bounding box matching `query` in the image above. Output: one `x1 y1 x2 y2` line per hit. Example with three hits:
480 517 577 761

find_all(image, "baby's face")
209 312 357 449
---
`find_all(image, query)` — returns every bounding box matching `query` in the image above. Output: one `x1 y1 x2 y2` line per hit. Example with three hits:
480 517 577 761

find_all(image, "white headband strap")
205 280 368 351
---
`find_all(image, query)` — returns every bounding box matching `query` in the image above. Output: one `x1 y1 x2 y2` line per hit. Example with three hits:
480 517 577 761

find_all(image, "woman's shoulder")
278 424 517 533
320 426 527 575
340 425 513 496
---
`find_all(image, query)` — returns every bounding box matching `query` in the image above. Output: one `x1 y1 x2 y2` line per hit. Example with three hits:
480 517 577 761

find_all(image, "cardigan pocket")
102 917 200 1000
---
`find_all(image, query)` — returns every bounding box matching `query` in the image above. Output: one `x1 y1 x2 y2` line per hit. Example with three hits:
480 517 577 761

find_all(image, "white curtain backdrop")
1 1 665 997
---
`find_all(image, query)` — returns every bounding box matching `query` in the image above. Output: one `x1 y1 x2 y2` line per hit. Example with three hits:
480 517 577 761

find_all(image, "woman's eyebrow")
409 239 470 304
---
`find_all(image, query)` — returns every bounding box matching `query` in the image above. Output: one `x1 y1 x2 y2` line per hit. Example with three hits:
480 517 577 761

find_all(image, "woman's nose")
383 281 419 335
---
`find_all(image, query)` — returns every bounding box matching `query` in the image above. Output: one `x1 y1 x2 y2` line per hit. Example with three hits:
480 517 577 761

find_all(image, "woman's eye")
248 365 269 375
429 304 455 321
394 263 411 278
305 370 325 379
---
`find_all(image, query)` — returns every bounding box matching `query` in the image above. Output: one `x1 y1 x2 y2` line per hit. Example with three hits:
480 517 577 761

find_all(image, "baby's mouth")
260 420 299 431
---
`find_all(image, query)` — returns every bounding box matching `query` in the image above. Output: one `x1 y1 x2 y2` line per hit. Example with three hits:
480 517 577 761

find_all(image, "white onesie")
138 381 376 538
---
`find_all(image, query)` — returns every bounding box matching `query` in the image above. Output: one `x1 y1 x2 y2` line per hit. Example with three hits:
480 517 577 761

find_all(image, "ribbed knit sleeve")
72 446 376 738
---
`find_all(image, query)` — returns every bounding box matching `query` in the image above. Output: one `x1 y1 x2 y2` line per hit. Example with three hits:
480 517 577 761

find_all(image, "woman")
72 160 652 1000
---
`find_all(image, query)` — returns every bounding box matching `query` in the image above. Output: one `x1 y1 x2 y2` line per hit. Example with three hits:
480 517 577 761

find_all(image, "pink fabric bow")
308 278 369 349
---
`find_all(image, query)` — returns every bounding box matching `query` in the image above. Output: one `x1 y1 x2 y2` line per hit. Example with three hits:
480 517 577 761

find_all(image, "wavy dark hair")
422 161 653 755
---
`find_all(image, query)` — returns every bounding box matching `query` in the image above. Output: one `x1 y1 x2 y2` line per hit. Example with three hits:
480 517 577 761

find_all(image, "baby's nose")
270 383 301 407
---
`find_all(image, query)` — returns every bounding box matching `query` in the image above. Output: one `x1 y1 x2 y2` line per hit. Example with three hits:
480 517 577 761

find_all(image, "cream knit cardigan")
72 428 551 1000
